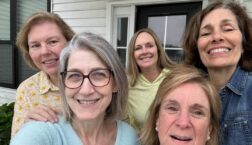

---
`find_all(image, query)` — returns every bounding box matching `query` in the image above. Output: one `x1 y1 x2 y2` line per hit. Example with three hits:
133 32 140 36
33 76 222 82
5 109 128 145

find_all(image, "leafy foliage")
0 102 14 145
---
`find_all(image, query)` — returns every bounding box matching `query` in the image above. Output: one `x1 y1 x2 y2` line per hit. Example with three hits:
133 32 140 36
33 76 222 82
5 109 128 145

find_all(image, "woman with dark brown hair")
182 1 252 145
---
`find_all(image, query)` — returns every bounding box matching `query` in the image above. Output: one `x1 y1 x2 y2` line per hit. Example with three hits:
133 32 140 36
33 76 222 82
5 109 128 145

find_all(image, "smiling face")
157 83 211 145
134 32 159 71
197 8 243 70
64 49 116 121
28 21 67 79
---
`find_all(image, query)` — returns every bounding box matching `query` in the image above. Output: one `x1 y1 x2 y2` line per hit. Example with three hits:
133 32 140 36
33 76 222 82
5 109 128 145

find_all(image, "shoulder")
116 120 140 145
10 121 59 145
17 71 43 90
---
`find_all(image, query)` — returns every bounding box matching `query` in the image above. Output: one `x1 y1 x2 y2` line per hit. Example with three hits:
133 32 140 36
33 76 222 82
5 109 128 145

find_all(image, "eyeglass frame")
60 68 113 89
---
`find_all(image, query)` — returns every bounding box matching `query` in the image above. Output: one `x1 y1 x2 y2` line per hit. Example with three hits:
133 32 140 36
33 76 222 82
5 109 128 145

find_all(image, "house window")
148 15 186 62
116 17 128 66
112 6 131 67
0 0 10 40
0 0 50 88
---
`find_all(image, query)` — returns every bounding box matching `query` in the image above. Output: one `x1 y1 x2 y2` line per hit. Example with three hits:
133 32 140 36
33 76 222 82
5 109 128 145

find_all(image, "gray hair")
59 32 128 122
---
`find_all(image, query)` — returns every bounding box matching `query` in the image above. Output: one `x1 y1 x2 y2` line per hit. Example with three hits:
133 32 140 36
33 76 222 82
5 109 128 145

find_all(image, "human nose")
175 111 190 129
141 46 148 54
41 43 51 54
78 77 95 95
211 30 224 43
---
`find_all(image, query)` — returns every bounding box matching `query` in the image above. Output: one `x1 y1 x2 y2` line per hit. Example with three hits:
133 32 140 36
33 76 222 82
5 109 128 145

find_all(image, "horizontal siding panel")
53 1 106 11
72 26 106 35
244 1 252 12
55 10 106 18
65 18 106 27
53 0 92 4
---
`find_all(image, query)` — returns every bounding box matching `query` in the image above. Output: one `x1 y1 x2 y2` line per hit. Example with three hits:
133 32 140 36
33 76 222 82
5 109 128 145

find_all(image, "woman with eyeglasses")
10 32 140 145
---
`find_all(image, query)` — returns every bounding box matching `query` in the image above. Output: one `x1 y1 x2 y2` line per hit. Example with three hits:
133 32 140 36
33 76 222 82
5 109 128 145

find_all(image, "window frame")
0 0 51 88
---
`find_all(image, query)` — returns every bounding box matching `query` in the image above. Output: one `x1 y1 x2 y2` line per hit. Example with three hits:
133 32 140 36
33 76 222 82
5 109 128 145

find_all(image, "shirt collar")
225 66 248 96
39 71 59 94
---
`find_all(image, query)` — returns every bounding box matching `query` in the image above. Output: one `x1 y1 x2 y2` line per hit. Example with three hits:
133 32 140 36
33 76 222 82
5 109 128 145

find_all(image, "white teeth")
209 48 229 54
78 99 99 105
140 56 151 60
43 58 58 64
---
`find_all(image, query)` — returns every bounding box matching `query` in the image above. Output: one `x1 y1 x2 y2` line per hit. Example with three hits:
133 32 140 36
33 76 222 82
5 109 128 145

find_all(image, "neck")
141 66 162 82
48 74 58 86
71 116 116 145
207 66 236 91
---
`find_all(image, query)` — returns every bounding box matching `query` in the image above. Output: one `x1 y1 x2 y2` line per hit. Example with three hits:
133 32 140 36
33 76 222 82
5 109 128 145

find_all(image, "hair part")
127 28 175 86
16 11 75 69
59 32 128 122
140 65 221 145
182 1 252 72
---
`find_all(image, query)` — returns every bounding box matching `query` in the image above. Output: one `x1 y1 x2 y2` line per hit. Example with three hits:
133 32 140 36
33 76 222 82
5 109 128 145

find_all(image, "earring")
207 132 211 140
155 121 159 131
207 135 211 140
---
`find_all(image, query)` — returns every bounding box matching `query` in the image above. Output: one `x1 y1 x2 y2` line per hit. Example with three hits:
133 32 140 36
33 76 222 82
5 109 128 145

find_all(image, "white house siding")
0 87 16 105
244 0 252 17
52 0 107 38
0 0 251 104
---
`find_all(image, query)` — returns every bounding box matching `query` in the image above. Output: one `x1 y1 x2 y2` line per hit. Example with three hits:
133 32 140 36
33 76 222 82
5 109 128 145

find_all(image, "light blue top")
10 116 140 145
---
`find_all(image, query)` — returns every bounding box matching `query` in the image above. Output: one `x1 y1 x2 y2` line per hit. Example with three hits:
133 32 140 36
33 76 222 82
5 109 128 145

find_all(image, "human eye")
191 108 205 118
223 25 234 32
145 43 154 48
90 69 110 80
164 104 179 114
199 30 211 37
65 72 82 82
47 39 59 47
29 43 41 49
134 46 142 51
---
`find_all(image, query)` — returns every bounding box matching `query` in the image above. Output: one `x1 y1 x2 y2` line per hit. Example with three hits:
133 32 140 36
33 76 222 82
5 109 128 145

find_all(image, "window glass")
148 15 186 62
148 15 186 48
17 0 47 84
0 0 10 40
116 17 128 66
0 44 13 84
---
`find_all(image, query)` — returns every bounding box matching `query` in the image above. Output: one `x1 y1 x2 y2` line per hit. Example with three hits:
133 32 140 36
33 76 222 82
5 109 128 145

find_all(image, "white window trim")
106 0 209 44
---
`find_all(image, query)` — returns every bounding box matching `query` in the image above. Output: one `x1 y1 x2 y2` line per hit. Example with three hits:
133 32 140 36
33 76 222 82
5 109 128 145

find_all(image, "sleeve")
11 82 34 137
10 122 55 145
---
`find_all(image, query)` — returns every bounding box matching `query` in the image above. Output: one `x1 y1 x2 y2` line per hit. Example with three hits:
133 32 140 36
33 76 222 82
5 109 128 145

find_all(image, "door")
136 2 202 62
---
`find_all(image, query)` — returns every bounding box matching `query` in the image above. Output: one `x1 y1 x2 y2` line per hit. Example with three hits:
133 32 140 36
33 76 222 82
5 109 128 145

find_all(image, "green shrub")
0 102 14 145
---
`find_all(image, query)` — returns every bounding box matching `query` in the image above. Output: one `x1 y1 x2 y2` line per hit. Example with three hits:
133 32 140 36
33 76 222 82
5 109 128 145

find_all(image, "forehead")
135 32 155 44
201 8 238 26
163 83 210 108
67 49 107 70
28 22 62 39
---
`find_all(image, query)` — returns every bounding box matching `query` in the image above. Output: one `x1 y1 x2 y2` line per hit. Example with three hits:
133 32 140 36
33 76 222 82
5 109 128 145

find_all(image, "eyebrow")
200 19 234 30
66 67 108 72
192 103 209 111
162 99 209 110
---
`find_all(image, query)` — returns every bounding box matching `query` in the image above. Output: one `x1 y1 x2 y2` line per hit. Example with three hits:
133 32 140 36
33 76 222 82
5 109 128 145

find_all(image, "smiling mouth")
170 135 192 141
77 98 100 105
42 58 59 64
208 48 231 54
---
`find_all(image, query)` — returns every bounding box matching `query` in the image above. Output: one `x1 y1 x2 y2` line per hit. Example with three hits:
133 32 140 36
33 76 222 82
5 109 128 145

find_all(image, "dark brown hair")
182 1 252 72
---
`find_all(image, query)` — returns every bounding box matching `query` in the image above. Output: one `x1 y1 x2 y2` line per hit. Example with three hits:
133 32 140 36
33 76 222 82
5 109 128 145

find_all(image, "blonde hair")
140 65 221 145
127 28 174 86
16 11 75 69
